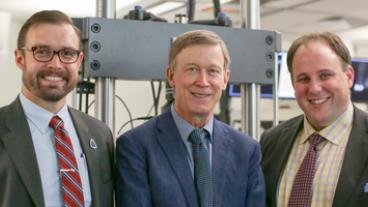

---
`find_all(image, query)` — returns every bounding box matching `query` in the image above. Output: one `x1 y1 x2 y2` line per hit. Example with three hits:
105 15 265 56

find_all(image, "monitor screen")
228 83 273 98
228 52 295 99
351 58 368 102
278 52 295 99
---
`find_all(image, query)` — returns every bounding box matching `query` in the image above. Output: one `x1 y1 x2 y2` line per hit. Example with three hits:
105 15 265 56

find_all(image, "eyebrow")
32 45 79 50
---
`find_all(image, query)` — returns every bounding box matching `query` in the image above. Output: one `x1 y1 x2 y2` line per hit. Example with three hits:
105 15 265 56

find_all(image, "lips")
44 75 63 81
192 92 211 98
308 97 329 104
38 69 68 83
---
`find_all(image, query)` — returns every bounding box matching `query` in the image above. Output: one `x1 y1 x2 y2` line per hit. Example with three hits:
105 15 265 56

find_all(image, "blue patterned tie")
189 128 213 207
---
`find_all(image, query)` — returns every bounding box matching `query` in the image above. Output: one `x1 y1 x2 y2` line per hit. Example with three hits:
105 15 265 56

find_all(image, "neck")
190 116 209 128
22 88 66 114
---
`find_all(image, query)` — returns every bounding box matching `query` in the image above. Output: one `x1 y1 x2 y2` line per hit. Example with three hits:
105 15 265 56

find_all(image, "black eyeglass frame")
21 46 81 64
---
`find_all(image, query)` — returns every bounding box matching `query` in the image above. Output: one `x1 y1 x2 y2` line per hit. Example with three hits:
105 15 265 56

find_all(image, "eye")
186 65 199 73
60 49 78 58
296 75 309 83
319 72 333 80
208 67 221 76
34 47 52 56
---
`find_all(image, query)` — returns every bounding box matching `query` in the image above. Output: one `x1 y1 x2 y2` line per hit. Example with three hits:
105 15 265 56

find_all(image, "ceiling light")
147 2 184 15
116 0 141 11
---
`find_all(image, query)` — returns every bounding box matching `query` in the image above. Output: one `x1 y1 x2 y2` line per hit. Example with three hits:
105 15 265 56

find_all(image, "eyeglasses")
21 46 81 64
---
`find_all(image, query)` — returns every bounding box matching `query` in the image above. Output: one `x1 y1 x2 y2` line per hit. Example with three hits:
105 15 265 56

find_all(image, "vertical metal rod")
240 0 260 139
95 0 116 134
71 89 78 109
273 52 279 126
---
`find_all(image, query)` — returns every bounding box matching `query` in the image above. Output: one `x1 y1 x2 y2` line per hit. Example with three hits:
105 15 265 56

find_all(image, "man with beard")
0 10 114 207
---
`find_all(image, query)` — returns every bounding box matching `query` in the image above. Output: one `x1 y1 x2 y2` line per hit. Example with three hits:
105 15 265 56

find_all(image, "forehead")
292 40 344 74
177 44 224 61
294 41 339 65
25 23 79 49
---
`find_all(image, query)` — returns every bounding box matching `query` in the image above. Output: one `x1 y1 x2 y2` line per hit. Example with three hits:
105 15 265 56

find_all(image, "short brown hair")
168 30 230 70
287 32 351 75
17 10 82 49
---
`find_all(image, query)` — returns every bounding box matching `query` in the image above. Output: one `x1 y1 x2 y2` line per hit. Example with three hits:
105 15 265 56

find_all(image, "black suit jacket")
260 107 368 207
0 97 114 207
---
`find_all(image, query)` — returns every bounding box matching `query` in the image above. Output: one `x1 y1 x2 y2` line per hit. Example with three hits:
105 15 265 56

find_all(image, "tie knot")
189 128 208 146
308 133 325 146
49 115 64 130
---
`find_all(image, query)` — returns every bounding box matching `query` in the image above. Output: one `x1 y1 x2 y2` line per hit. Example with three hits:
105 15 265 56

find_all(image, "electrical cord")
150 80 162 116
87 94 134 129
87 99 95 111
117 116 153 136
85 81 162 135
115 95 134 129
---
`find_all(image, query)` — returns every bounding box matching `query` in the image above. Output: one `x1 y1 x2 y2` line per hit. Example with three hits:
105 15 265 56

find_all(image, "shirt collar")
170 104 213 143
19 93 69 134
301 102 354 145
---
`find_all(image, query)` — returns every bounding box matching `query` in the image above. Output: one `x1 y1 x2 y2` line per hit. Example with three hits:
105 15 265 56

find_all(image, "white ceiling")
1 0 368 54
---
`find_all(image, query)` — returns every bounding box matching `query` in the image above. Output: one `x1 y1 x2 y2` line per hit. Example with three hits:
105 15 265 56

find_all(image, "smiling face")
14 23 83 111
291 40 354 130
167 44 230 127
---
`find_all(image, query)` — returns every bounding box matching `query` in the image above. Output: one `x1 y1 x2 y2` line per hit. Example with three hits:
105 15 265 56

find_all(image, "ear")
166 67 175 87
222 69 230 90
75 51 84 68
14 49 25 70
291 73 296 90
345 65 355 88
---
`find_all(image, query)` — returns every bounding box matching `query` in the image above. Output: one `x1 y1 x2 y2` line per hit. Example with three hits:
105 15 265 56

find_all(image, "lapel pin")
90 138 98 149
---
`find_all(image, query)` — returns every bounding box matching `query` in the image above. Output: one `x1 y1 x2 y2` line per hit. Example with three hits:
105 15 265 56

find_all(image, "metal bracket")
80 18 281 84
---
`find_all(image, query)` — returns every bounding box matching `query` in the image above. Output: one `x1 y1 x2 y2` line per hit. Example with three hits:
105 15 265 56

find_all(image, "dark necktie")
189 128 213 207
49 115 85 207
288 133 325 207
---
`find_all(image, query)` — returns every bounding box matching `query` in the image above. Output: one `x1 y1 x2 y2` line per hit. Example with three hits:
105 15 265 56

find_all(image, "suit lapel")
1 98 44 206
333 108 368 206
211 120 230 207
69 108 102 207
155 110 198 207
263 116 303 206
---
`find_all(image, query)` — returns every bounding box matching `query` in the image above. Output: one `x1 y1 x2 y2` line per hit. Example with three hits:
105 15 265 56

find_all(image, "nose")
48 53 63 68
308 79 322 93
196 70 210 86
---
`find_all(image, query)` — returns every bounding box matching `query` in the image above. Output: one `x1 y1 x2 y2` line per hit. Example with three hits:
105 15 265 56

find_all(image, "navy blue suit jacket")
116 109 265 207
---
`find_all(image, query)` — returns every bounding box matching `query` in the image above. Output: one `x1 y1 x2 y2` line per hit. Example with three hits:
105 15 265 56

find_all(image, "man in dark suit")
0 10 114 207
116 30 265 207
261 32 368 207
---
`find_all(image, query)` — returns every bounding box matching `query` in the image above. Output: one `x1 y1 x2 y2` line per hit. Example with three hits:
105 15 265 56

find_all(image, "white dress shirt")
19 93 92 207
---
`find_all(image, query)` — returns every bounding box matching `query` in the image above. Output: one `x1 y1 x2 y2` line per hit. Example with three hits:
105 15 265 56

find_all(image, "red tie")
49 115 85 207
288 133 325 207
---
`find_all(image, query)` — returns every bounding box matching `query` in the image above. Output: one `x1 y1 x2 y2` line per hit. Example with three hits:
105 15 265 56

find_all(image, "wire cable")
117 116 153 136
115 94 134 129
150 80 162 116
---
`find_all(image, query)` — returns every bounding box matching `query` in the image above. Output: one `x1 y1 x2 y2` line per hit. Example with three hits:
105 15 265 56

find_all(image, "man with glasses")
0 10 114 207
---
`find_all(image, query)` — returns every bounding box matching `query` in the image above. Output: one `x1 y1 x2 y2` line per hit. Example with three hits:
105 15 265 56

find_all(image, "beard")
22 67 78 102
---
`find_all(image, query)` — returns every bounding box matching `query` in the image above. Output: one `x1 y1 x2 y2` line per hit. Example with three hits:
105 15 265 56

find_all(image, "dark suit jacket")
115 109 265 207
261 107 368 207
0 97 114 207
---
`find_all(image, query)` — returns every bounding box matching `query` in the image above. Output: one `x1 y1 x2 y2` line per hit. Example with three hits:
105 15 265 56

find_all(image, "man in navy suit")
115 30 265 207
